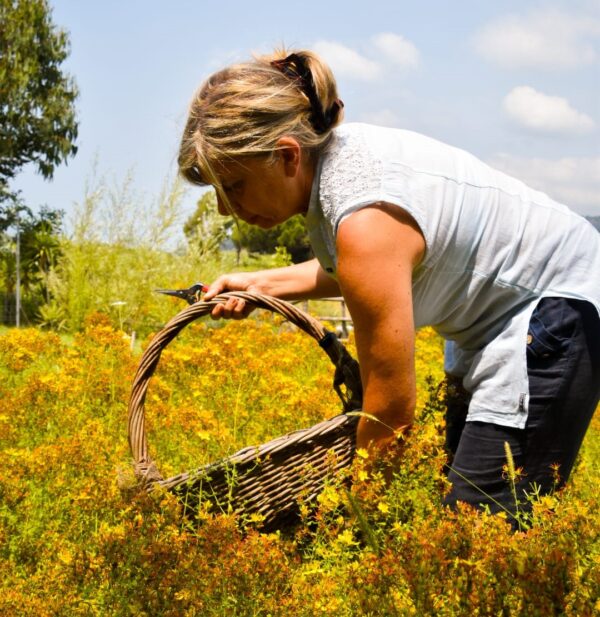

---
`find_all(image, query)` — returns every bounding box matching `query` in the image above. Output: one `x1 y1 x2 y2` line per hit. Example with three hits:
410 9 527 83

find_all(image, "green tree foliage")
230 218 280 256
232 215 312 263
275 214 312 263
183 190 232 258
0 0 78 203
0 202 63 322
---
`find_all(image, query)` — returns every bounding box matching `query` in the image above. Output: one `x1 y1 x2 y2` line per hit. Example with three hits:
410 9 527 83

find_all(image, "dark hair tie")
271 53 344 134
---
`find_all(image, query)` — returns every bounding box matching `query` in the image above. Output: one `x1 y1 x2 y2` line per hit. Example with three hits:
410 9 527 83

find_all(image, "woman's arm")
335 203 426 455
204 257 341 319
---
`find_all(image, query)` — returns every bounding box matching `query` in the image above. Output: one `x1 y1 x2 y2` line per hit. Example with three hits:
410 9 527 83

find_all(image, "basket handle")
127 291 362 484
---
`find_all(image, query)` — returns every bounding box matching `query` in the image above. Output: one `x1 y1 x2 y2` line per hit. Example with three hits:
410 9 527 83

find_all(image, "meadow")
0 309 598 616
0 180 598 615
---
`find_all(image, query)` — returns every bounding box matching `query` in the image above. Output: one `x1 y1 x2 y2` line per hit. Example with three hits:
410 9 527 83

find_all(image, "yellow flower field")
0 313 598 616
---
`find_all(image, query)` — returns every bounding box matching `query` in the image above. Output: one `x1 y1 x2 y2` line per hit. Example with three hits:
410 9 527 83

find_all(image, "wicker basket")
128 291 363 530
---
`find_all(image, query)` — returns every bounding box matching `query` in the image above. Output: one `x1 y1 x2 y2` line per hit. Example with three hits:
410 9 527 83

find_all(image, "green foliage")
0 0 77 322
183 190 231 258
38 171 201 333
0 203 63 287
231 214 312 263
275 214 312 263
0 0 78 202
0 201 63 323
37 171 292 334
230 216 279 255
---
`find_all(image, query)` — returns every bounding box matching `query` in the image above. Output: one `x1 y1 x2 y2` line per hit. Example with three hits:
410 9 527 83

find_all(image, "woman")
178 49 600 525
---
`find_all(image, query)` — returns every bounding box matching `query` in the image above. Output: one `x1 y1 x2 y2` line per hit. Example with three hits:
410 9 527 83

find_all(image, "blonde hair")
177 49 343 210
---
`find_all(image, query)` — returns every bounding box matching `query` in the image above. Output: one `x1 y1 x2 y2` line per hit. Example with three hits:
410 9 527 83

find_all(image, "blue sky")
12 0 600 224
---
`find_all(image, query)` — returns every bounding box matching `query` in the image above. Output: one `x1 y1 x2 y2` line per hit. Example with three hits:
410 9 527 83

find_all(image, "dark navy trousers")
444 297 600 528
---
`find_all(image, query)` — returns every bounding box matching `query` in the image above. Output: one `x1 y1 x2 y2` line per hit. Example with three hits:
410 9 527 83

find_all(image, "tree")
231 216 312 263
0 203 63 322
230 218 280 257
0 202 63 324
275 215 312 263
0 0 78 204
183 191 232 258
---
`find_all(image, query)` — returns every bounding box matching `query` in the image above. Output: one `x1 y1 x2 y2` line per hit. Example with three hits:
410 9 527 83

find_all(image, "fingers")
210 296 253 320
204 276 243 319
202 272 259 320
203 277 229 301
203 272 255 300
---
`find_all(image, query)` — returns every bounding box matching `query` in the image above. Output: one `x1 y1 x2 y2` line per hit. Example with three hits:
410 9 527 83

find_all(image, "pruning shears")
155 282 209 305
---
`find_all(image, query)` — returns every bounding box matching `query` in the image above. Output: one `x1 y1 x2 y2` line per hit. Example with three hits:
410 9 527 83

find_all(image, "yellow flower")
57 549 73 565
336 529 355 546
175 590 191 601
377 501 390 514
392 521 404 534
317 486 341 509
249 512 266 524
537 494 558 510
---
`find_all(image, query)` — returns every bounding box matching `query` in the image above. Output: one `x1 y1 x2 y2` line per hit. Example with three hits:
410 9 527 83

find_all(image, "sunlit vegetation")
0 314 598 615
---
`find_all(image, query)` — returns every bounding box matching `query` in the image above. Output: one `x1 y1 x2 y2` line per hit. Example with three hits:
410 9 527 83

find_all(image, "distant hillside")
586 216 600 232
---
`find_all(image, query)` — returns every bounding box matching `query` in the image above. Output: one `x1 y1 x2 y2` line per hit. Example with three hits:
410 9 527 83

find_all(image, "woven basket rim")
127 291 359 487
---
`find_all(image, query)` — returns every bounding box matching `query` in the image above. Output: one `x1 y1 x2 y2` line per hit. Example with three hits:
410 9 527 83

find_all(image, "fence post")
340 299 348 339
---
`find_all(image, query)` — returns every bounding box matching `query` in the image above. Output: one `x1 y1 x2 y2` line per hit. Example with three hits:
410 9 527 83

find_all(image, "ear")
275 136 303 177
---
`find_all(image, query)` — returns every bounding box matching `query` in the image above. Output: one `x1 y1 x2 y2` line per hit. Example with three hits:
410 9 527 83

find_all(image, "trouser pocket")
526 297 577 361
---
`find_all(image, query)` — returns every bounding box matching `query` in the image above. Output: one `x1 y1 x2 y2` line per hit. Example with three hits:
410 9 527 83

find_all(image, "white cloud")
313 40 383 81
372 33 420 69
313 34 420 81
488 154 600 215
503 86 595 134
360 108 403 128
473 8 600 69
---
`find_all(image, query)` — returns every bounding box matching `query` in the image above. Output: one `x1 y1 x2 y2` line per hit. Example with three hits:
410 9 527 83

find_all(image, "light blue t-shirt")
305 123 600 429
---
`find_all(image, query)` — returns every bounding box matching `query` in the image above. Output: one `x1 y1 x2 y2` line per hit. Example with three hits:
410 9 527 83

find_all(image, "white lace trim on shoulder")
319 128 384 231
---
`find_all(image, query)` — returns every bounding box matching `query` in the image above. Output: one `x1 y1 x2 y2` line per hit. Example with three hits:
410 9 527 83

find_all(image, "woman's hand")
203 258 341 320
203 272 264 319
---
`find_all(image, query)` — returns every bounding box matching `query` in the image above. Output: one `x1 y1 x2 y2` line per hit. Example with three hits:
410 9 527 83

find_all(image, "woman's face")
215 139 313 229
